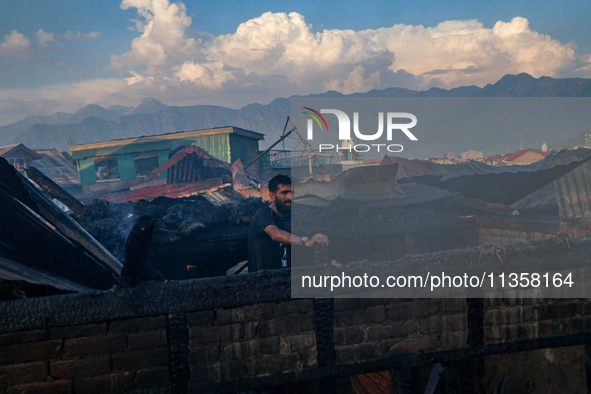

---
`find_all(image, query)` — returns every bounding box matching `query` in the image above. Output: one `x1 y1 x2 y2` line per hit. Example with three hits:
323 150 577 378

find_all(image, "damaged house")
69 126 264 194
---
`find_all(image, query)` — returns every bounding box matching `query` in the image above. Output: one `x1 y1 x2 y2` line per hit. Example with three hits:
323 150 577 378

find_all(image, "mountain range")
3 73 591 154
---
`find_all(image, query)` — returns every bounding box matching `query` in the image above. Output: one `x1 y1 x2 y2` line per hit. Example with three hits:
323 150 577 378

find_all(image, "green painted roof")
69 126 264 153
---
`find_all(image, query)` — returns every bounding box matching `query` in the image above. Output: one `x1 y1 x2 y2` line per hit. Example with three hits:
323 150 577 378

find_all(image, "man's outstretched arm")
264 225 329 247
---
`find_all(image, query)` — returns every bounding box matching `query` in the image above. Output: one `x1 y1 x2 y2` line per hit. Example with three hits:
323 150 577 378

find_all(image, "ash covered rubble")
77 195 265 279
0 145 268 300
72 146 269 280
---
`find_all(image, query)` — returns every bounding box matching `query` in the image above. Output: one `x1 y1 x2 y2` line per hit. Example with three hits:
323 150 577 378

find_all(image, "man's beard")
275 199 291 213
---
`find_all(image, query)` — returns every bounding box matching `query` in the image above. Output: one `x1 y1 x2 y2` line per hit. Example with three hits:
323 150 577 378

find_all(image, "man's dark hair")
268 174 291 194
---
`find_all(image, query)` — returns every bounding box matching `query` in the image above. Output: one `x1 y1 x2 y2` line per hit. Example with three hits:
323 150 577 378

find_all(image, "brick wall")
187 300 316 383
484 298 591 344
0 316 169 394
0 298 320 394
0 295 470 393
333 299 468 365
2 261 591 393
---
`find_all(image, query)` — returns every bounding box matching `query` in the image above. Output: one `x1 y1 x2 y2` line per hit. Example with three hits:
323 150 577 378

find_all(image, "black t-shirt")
247 206 291 272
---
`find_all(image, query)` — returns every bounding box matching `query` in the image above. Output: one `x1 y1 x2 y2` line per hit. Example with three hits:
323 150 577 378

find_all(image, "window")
134 153 159 177
94 156 119 181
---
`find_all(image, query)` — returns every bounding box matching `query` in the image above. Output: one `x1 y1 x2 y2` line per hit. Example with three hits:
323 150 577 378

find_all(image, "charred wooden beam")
26 166 86 216
121 215 164 285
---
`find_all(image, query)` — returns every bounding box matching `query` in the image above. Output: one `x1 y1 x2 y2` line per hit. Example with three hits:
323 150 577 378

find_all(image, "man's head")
268 174 291 214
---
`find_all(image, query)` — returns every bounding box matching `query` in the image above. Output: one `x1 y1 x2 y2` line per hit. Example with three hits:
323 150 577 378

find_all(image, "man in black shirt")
247 174 329 272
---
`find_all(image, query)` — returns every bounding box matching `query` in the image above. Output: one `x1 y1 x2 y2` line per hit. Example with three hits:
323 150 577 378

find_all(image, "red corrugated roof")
95 178 229 203
504 150 549 161
504 149 528 161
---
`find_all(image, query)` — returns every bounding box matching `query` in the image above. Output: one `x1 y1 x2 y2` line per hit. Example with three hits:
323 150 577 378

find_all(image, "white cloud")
0 30 31 58
36 29 55 46
84 31 101 40
111 0 197 76
64 31 101 41
110 2 581 99
1 2 589 127
365 17 576 88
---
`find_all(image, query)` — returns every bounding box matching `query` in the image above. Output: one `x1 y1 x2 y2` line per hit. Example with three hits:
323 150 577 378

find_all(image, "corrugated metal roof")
367 183 457 208
0 256 90 292
201 191 234 206
30 149 79 185
380 155 533 180
93 178 230 203
0 157 122 291
69 126 264 152
0 143 42 159
0 144 19 156
504 150 528 161
411 157 591 205
533 148 591 170
295 163 405 202
510 182 557 209
504 149 550 162
295 181 456 208
530 148 591 217
298 182 455 208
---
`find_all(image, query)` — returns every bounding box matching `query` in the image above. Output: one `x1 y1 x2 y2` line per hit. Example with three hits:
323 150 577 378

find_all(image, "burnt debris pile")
77 195 266 280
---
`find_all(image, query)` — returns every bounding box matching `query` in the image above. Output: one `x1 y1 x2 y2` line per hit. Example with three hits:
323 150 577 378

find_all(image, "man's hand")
305 233 329 247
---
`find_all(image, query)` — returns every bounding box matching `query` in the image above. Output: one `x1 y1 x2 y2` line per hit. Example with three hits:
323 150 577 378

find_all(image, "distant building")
503 149 549 166
461 149 484 161
0 144 80 193
429 152 460 164
541 142 548 152
69 127 264 193
0 144 42 174
483 154 506 166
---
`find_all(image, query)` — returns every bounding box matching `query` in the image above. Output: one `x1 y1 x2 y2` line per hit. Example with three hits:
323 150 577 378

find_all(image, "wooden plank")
26 167 86 217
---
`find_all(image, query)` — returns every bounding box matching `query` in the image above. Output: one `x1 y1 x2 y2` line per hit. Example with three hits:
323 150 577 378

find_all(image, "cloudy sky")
1 0 590 125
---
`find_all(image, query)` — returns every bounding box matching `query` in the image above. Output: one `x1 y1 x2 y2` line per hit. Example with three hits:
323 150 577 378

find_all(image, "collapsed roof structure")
291 149 591 265
0 157 122 297
294 151 591 209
